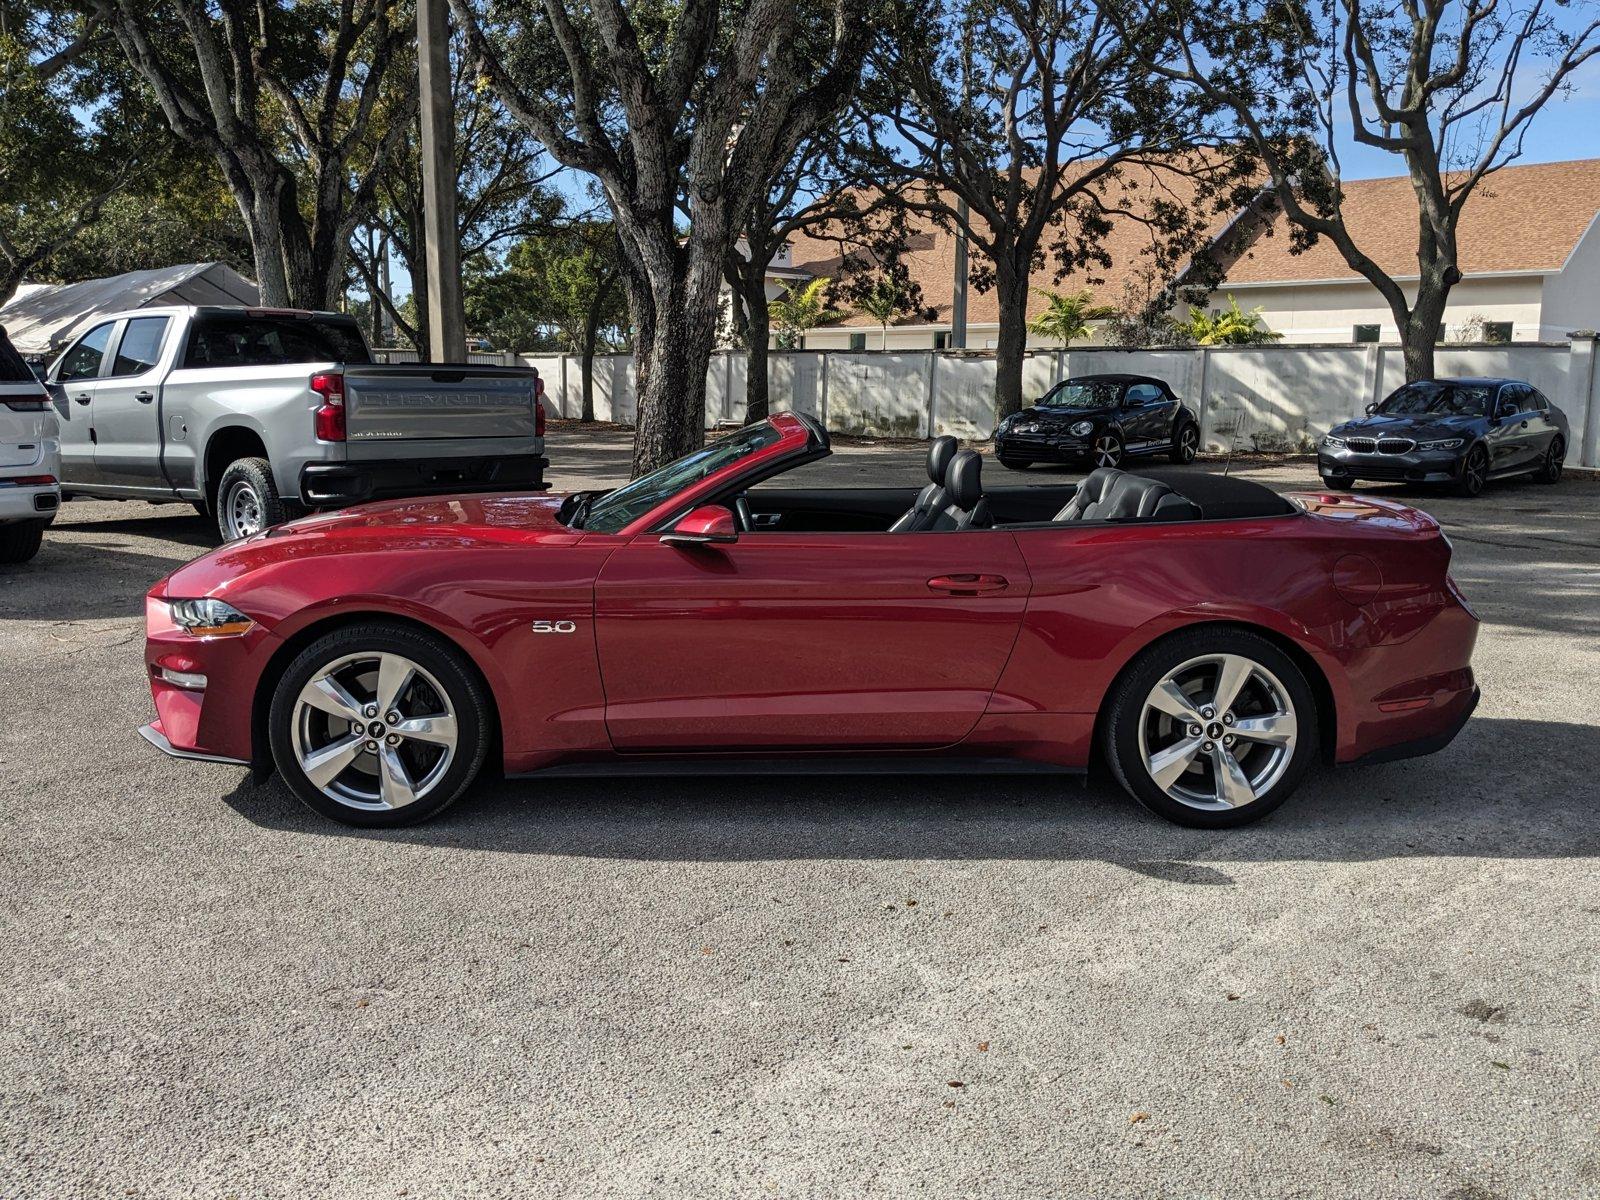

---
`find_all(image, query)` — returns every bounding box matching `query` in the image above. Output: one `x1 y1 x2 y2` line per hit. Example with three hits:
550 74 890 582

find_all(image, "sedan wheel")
269 623 491 826
1092 432 1124 469
1103 629 1318 828
1457 445 1488 497
1537 436 1565 484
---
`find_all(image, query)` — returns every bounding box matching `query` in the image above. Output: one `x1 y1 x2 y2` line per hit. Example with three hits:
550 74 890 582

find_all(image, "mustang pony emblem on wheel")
139 413 1479 830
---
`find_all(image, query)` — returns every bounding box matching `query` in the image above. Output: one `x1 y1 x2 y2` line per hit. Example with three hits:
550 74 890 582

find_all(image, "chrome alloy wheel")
1137 652 1298 811
1175 424 1198 462
222 478 265 540
290 651 459 811
1093 434 1123 468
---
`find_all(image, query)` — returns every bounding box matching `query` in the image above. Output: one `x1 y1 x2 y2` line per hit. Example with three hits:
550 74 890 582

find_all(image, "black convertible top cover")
1128 468 1297 520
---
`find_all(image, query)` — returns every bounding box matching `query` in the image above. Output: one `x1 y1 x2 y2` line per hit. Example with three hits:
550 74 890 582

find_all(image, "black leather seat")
889 436 958 532
1054 467 1199 522
928 449 992 530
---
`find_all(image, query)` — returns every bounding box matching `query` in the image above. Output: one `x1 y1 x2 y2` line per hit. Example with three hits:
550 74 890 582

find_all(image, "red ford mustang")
140 412 1479 829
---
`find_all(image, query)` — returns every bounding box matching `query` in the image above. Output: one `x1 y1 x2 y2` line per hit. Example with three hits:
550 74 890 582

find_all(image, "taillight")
8 475 55 486
534 396 546 438
3 387 50 412
310 372 345 441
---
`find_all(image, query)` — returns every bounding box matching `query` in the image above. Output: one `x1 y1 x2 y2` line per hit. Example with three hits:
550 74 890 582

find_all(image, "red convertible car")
140 412 1479 829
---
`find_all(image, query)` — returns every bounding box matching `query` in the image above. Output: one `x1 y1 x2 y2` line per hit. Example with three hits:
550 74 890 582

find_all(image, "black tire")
1101 627 1320 829
1456 444 1489 497
1536 436 1565 484
268 622 493 828
1168 420 1199 464
215 456 304 541
0 520 46 564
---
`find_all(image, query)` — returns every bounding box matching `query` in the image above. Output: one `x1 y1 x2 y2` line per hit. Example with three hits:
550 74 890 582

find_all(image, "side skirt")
511 755 1087 781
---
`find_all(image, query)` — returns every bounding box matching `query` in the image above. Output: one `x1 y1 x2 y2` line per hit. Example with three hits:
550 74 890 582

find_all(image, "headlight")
167 598 255 638
1322 434 1346 449
1070 420 1094 436
1418 438 1463 451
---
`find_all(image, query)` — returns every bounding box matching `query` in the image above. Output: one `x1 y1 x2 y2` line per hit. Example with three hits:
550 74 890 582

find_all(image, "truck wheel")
0 521 46 565
216 457 302 540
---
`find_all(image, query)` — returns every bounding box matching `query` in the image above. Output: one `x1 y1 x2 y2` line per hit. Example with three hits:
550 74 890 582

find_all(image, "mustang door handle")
927 573 1008 595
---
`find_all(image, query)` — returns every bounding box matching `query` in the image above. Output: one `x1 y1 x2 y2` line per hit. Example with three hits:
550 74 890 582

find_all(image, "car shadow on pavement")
216 716 1598 874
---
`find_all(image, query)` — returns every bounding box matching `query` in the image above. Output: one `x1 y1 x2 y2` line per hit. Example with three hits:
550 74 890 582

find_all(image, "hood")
157 491 580 600
1331 412 1484 440
1010 403 1115 425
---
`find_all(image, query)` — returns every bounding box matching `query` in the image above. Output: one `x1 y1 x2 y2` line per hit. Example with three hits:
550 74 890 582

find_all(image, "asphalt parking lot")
3 426 1598 1199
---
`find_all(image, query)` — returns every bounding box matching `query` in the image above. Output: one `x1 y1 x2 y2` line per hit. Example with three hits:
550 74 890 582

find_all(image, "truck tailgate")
342 365 537 455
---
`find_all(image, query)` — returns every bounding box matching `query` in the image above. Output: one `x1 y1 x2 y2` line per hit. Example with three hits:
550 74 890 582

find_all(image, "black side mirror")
1364 402 1378 416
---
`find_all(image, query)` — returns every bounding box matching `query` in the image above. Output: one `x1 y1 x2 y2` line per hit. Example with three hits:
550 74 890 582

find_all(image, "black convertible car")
994 374 1199 470
1319 378 1568 497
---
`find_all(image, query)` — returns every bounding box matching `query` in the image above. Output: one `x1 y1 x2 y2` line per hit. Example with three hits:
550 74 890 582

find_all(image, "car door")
1487 384 1539 474
48 320 117 485
592 528 1032 751
90 315 175 492
1121 383 1173 451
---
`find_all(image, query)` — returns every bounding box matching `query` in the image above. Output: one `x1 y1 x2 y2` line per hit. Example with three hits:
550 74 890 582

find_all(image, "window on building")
848 332 867 351
934 331 951 350
1353 324 1381 344
1484 321 1513 344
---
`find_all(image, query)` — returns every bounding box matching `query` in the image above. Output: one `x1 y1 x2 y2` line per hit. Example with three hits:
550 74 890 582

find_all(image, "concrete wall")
1221 276 1549 344
377 339 1600 467
1541 213 1600 337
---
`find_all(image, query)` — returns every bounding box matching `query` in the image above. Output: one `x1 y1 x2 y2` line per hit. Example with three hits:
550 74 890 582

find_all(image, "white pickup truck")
45 305 547 540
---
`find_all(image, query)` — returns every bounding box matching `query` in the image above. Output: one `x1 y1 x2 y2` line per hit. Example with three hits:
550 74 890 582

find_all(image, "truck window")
110 316 170 377
182 314 372 369
57 322 116 381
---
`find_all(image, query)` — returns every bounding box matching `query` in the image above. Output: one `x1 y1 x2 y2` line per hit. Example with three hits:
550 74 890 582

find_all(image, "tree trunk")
992 259 1030 422
580 281 610 423
630 260 720 476
738 270 772 424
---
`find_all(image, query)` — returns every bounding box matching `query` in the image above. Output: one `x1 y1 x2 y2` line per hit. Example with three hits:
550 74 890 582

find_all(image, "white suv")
0 326 61 564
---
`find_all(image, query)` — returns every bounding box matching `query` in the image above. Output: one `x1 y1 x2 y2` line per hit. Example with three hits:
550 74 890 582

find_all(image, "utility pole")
949 10 973 351
418 0 464 363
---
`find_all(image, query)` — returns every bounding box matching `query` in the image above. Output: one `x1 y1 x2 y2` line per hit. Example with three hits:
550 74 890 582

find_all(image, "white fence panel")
828 353 931 437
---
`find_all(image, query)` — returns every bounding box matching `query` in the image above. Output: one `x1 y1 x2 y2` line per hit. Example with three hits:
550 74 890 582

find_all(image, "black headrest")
946 449 983 509
1078 467 1126 506
927 435 957 486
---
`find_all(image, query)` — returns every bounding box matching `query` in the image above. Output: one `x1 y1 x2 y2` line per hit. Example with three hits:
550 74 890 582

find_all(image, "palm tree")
1027 288 1118 347
768 277 844 350
857 279 903 350
1177 295 1283 345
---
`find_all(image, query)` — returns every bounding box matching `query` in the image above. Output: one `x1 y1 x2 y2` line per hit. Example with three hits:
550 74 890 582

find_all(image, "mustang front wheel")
1103 629 1318 828
269 623 492 826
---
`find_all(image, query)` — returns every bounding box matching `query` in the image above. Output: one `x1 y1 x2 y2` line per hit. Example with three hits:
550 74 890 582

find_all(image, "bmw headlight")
1322 434 1346 449
1418 438 1463 451
1070 420 1094 437
167 598 255 638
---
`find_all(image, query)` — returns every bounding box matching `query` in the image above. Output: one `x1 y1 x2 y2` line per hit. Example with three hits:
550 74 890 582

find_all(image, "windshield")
578 421 785 534
1037 380 1121 409
1377 382 1492 418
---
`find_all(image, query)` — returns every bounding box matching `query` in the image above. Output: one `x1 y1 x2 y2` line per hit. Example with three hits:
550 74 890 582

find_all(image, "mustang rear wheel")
269 622 492 826
1103 629 1318 828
